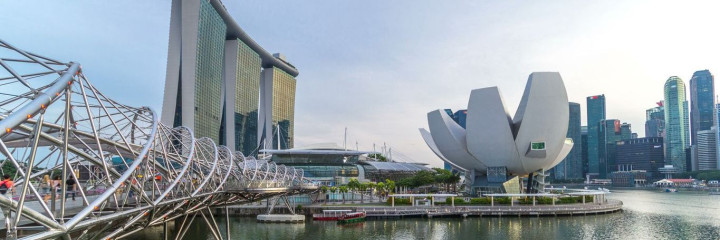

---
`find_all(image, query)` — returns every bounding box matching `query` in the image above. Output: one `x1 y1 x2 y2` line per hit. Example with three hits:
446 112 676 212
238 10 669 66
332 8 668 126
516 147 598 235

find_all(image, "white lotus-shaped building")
420 72 573 189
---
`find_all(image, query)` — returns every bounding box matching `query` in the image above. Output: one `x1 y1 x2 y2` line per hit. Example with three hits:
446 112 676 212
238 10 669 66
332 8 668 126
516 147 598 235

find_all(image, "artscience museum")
420 72 573 194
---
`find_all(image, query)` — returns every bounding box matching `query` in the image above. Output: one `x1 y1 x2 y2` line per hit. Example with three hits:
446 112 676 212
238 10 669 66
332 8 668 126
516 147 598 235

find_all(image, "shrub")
470 198 492 205
445 198 466 204
494 197 511 204
387 198 411 205
537 197 554 204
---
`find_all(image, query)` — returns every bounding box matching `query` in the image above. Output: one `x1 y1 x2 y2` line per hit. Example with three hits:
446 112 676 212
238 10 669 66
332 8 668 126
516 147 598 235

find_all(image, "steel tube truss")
0 39 317 239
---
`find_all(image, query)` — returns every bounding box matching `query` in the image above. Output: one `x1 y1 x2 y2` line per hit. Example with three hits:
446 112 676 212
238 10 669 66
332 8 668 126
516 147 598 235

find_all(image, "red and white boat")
313 210 352 221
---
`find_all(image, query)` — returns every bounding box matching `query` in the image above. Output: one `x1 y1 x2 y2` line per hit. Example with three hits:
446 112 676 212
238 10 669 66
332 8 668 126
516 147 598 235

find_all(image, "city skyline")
5 1 720 168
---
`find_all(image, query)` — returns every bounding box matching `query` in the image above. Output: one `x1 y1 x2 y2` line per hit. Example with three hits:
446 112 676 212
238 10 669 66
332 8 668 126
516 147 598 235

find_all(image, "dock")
356 199 622 218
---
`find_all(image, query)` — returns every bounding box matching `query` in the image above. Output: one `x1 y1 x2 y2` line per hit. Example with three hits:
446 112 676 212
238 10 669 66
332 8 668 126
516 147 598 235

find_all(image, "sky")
3 0 720 168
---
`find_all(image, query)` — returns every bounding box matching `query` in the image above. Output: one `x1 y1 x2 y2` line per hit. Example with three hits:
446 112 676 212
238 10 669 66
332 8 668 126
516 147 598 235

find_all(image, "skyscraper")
645 101 665 138
586 95 606 177
161 0 300 153
663 76 690 171
224 39 261 156
581 126 588 176
452 110 468 129
552 102 582 180
259 64 298 150
690 70 715 145
697 127 717 170
598 119 632 178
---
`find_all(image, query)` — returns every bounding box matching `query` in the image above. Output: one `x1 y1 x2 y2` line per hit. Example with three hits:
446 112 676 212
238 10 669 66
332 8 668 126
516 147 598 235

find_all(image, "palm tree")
377 182 385 200
319 186 329 203
359 183 368 203
339 186 348 204
348 179 360 203
330 186 338 203
367 182 376 202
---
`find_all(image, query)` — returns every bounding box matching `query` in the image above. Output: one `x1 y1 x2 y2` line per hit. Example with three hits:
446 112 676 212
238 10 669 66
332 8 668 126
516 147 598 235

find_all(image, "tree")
377 182 385 200
339 186 348 204
367 153 388 162
319 186 329 203
367 182 376 201
385 179 396 194
359 183 368 203
348 179 361 203
330 186 338 203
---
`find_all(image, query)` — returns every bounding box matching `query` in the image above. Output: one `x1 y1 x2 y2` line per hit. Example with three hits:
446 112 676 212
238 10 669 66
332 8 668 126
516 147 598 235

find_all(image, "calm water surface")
133 190 720 239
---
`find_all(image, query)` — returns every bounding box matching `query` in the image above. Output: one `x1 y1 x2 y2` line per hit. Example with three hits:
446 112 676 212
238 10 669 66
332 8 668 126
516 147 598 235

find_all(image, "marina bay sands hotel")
161 0 298 156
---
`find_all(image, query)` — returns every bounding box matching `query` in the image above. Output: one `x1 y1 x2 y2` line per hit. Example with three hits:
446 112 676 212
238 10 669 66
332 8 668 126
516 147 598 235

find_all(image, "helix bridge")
0 39 318 239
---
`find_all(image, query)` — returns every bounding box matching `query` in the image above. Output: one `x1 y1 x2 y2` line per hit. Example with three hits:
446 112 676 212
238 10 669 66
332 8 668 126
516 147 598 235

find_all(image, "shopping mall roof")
260 143 377 155
360 161 432 172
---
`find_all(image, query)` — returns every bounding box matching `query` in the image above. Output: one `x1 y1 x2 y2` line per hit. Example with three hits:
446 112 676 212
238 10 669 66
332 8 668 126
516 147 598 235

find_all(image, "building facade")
259 66 297 150
615 137 663 181
586 95 606 177
598 120 632 178
697 127 717 170
223 39 262 156
161 0 300 154
452 110 468 129
645 102 665 138
552 102 582 180
663 76 690 172
689 70 715 145
581 126 588 177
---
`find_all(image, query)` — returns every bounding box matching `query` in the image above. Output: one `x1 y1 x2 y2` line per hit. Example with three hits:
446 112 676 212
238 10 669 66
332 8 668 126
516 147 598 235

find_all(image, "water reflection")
130 190 720 239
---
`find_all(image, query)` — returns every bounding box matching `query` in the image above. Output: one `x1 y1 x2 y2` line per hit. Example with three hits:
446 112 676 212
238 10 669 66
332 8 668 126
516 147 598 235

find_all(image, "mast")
343 127 347 151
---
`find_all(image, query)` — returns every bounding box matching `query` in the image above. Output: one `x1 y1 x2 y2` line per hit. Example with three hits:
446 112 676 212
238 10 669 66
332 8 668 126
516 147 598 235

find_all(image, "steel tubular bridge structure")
0 39 317 239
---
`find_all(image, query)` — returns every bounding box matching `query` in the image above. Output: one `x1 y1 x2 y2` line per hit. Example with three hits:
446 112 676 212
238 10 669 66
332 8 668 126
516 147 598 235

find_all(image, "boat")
313 210 352 221
337 212 366 224
664 188 677 193
710 192 720 195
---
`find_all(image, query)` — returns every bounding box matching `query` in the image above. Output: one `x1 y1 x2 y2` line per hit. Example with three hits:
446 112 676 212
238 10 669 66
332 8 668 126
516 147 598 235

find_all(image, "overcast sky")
3 0 720 168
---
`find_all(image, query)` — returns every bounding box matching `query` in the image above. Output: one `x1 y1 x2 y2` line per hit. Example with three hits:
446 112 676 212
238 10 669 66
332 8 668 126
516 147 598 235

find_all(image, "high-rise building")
615 137 664 181
161 0 300 153
716 103 720 170
690 70 715 145
697 127 717 170
598 120 632 178
224 39 261 156
645 101 665 138
581 126 588 176
552 102 582 180
259 65 297 150
586 95 606 176
663 76 690 171
452 110 468 129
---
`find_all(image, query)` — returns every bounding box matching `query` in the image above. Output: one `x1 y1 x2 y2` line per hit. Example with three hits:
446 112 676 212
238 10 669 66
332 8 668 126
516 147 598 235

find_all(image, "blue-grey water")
132 190 720 239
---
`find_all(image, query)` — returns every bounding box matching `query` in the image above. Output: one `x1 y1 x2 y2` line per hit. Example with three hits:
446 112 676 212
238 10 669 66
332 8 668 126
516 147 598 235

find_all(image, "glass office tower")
260 67 297 150
224 39 262 156
690 70 715 145
664 76 690 172
586 95 606 177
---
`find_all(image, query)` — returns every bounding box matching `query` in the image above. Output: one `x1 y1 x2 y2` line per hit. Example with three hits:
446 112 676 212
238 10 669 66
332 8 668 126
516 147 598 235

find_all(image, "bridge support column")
225 206 231 239
163 220 169 240
4 207 17 240
491 196 494 206
391 197 394 207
